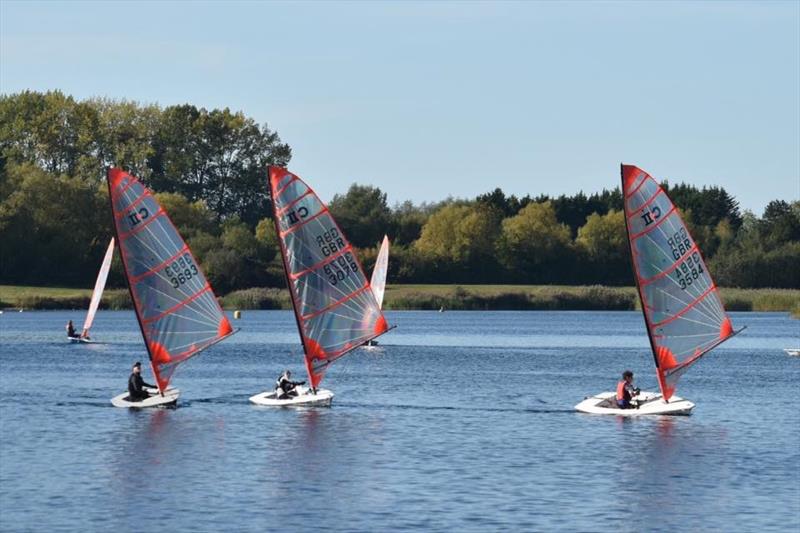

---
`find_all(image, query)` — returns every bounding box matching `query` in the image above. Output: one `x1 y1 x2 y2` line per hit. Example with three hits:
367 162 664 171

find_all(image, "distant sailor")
128 361 156 402
66 320 78 339
275 370 305 400
616 370 640 409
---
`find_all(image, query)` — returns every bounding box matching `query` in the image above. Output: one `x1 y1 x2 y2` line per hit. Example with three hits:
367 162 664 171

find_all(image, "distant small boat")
69 238 114 344
576 165 744 416
784 349 800 357
365 235 390 348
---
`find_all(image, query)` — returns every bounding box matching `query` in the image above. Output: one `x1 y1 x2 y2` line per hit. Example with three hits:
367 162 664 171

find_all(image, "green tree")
328 184 393 248
149 105 291 226
154 192 217 238
575 209 629 284
497 201 573 283
415 203 501 282
0 163 109 285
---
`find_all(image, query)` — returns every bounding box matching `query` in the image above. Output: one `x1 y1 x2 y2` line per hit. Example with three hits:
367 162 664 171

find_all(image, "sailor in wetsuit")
66 320 78 339
616 370 641 409
275 370 305 400
128 361 156 402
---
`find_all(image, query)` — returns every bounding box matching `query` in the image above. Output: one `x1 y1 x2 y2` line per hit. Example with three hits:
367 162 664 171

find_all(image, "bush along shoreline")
2 285 798 314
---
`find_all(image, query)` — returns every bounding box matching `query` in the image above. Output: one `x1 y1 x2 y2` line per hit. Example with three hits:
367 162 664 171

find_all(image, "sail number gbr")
667 227 693 260
164 253 199 289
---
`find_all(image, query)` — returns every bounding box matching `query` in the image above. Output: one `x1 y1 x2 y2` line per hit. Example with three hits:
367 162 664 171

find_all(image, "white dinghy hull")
249 386 333 407
111 388 180 408
784 349 800 357
574 391 694 416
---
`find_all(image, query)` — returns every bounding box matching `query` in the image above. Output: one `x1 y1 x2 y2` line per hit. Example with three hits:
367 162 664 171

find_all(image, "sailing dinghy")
249 167 390 407
364 235 390 347
575 165 743 416
69 238 115 343
105 168 235 408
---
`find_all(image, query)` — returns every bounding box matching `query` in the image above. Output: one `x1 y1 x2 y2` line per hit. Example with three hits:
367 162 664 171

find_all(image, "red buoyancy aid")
616 380 628 401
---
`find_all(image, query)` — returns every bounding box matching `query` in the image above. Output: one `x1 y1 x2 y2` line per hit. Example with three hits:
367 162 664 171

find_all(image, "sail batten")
622 164 736 400
269 166 389 389
107 168 233 392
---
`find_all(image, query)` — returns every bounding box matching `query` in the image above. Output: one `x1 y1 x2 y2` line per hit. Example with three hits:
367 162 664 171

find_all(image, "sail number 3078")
324 253 358 286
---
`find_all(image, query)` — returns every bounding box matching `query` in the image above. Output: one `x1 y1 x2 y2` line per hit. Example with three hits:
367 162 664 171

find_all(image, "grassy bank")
3 284 798 313
0 285 131 310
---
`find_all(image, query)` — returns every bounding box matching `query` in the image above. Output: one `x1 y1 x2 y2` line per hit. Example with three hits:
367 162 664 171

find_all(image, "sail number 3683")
164 253 199 289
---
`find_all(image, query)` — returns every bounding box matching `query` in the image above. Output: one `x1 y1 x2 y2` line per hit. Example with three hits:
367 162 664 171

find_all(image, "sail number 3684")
164 253 199 289
674 252 704 290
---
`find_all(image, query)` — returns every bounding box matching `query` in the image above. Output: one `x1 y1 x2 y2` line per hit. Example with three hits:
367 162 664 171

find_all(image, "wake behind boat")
249 167 391 407
105 168 235 408
577 165 743 416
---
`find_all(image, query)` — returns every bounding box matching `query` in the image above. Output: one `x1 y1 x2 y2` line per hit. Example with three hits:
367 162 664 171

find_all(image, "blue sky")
1 0 798 214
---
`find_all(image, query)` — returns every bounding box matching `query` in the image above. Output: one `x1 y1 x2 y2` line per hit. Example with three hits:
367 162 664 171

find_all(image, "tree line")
1 91 798 291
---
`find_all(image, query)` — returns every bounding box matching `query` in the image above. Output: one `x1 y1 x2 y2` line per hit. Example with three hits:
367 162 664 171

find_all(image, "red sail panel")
107 168 233 392
269 166 389 389
82 237 114 336
622 164 736 400
370 235 390 309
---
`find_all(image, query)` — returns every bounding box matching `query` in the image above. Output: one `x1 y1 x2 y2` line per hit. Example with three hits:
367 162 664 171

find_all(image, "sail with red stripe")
107 168 234 392
82 237 114 337
370 235 390 309
622 164 741 400
269 166 390 389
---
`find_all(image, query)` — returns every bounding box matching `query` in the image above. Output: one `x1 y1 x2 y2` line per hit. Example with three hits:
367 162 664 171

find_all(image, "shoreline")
2 284 798 314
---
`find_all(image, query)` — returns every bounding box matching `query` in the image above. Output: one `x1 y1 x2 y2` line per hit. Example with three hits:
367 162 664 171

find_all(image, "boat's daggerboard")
622 165 738 400
107 168 233 391
269 166 389 388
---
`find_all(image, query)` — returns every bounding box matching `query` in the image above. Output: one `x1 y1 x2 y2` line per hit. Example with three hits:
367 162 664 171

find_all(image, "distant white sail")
369 235 390 309
81 238 114 337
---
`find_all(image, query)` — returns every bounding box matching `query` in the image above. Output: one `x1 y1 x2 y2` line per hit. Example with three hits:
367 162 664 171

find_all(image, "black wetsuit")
128 372 155 402
276 376 305 399
66 324 77 338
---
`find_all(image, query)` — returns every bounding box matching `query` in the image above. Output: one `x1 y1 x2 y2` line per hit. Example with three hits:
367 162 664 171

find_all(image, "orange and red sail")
622 164 739 400
107 168 233 392
269 166 389 389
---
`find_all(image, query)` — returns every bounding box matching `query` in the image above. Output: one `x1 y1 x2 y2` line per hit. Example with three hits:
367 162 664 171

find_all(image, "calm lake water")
1 310 798 532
